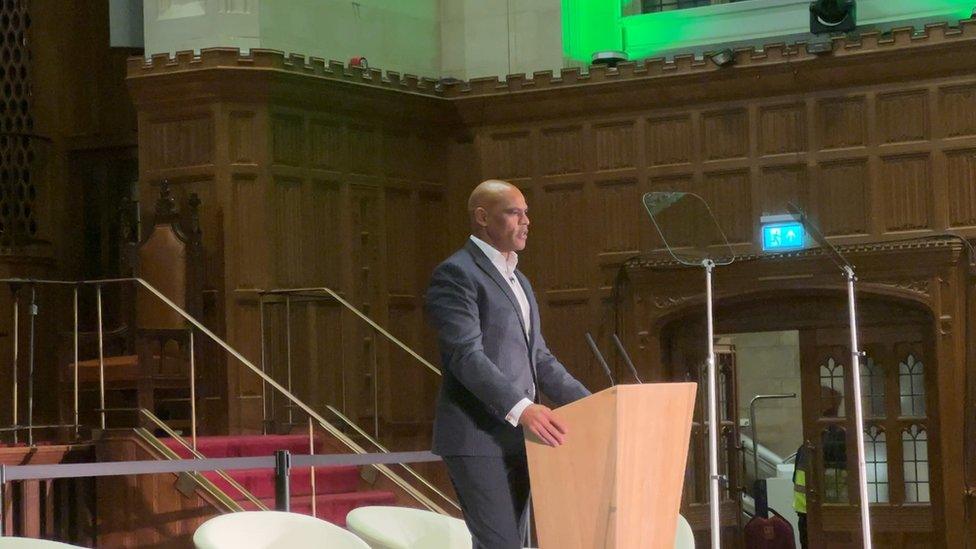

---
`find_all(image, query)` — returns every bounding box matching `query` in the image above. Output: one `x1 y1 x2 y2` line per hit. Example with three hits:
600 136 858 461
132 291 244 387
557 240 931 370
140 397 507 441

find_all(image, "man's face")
480 186 530 253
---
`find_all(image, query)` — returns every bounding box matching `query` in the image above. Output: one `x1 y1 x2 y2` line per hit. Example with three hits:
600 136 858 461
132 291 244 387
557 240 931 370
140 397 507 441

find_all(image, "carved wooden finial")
154 180 178 222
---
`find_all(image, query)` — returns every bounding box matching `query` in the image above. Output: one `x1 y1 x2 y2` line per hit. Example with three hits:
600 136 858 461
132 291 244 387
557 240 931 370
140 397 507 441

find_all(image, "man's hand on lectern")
519 404 567 446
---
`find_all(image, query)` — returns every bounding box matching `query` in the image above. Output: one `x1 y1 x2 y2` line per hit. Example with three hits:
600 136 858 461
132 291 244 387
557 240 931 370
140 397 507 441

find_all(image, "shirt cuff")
505 398 534 427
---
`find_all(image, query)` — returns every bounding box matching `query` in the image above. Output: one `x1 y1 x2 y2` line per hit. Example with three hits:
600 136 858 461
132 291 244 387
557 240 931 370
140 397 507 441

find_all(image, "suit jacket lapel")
516 270 538 351
465 240 530 343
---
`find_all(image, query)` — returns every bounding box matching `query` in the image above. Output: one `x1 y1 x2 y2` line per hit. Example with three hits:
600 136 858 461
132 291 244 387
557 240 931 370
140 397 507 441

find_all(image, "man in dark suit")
425 179 591 549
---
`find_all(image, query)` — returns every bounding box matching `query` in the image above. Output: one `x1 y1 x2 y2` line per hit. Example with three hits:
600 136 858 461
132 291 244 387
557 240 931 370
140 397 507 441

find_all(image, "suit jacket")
425 239 590 457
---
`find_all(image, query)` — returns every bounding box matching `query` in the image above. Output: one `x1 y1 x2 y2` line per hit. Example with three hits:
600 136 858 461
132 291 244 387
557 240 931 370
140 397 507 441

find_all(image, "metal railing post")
189 329 197 452
274 449 291 512
371 329 379 440
27 285 37 447
259 296 269 434
0 463 6 536
73 285 80 438
285 296 293 426
308 417 317 518
96 285 106 430
11 289 18 445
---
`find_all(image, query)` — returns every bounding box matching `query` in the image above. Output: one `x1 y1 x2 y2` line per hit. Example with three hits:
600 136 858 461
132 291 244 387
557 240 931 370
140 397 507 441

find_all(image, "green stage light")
562 0 976 63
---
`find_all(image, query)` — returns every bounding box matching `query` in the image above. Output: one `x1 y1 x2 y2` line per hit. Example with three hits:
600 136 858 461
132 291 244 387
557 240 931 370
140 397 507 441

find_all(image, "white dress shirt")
469 235 535 426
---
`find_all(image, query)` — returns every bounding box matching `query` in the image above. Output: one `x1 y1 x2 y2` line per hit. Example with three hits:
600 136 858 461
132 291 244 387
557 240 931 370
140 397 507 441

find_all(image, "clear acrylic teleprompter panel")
642 191 734 267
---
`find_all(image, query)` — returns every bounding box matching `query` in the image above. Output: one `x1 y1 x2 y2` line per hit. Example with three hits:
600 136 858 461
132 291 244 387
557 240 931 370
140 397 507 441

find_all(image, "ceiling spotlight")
710 49 735 67
810 0 856 34
591 50 628 68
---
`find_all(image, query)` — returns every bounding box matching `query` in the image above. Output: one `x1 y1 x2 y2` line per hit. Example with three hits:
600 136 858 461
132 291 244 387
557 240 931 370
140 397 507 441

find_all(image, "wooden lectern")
525 383 697 549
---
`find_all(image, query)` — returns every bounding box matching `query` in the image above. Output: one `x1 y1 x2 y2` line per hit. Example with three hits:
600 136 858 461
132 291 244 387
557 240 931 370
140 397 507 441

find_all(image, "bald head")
468 179 529 255
468 180 517 217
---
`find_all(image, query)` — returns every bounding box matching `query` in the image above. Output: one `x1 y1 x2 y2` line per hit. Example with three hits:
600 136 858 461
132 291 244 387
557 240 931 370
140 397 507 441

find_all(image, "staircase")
160 434 397 525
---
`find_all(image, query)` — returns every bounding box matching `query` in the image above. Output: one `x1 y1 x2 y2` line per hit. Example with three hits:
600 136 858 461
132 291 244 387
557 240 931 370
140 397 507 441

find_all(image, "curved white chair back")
193 510 370 549
674 513 695 549
0 539 84 548
346 506 472 549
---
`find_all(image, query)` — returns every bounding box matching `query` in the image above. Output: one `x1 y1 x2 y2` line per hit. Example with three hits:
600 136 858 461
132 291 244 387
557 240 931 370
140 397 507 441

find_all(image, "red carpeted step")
241 491 398 526
160 434 321 458
202 465 360 499
155 433 394 524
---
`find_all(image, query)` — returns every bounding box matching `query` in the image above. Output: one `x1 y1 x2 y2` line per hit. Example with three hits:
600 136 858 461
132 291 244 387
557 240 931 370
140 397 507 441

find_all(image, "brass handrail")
326 405 459 512
243 287 441 377
139 408 267 510
0 277 454 513
133 427 245 513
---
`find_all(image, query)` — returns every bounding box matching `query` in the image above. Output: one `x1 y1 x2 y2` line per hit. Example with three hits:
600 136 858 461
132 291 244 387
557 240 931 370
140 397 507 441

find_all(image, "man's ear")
474 207 488 227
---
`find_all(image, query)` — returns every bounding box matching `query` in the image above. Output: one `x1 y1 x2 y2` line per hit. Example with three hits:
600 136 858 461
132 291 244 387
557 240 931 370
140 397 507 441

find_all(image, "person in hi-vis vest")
794 385 847 549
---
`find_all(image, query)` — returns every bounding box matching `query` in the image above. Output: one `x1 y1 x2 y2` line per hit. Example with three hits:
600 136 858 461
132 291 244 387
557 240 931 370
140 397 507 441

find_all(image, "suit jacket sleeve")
534 333 591 406
426 261 527 420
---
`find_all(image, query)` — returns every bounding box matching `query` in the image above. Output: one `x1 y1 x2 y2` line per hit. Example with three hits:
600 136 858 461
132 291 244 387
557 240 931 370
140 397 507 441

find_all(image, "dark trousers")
798 512 807 549
443 454 530 549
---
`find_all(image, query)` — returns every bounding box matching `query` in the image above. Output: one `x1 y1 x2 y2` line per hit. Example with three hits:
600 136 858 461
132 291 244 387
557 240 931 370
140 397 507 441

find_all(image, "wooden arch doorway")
660 289 941 548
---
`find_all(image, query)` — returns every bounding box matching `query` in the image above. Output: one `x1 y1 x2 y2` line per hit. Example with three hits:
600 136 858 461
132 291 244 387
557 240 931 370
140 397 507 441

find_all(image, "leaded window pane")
819 357 846 417
899 354 925 417
861 357 886 418
902 425 930 503
822 425 848 503
864 426 888 503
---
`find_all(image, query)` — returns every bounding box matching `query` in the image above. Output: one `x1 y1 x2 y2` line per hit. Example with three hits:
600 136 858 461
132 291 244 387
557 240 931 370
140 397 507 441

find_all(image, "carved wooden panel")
348 125 380 175
385 188 416 295
270 113 304 167
703 170 751 244
759 103 806 155
273 177 304 286
232 302 265 406
945 149 976 228
646 116 693 166
350 185 382 311
385 304 430 421
147 116 213 168
702 109 748 160
309 118 344 170
228 111 255 164
307 301 345 411
384 131 415 179
939 84 976 138
538 182 588 289
595 179 639 253
418 189 448 283
881 154 931 231
878 90 929 144
594 122 636 170
540 299 600 388
817 97 866 149
540 126 583 175
308 179 343 288
484 131 532 179
760 164 807 215
817 160 869 236
231 175 266 287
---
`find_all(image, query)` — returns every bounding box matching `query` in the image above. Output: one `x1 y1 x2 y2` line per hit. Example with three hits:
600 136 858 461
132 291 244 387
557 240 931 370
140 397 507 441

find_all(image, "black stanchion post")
1 463 6 536
274 449 291 512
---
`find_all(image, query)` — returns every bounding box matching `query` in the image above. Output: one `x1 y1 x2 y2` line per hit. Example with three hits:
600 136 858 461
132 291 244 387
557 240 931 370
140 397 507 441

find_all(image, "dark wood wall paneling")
124 23 976 547
468 78 976 392
128 57 456 438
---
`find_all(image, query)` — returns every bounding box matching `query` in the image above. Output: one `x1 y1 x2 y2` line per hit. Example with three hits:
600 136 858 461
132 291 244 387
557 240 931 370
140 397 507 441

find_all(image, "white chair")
346 506 472 549
0 539 84 548
193 510 370 549
674 513 695 549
